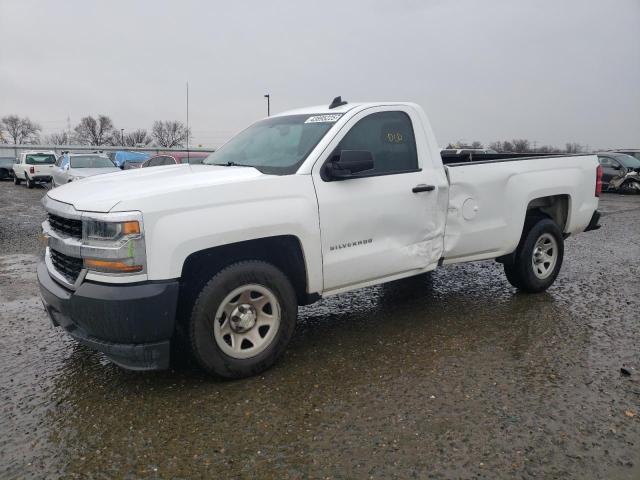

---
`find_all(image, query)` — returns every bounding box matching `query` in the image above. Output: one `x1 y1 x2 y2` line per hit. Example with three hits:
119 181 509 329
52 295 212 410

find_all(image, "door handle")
412 184 435 193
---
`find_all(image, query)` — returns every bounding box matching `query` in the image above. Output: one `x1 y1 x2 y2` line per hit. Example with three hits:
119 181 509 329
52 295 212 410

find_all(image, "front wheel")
188 260 298 378
620 180 640 195
504 217 564 293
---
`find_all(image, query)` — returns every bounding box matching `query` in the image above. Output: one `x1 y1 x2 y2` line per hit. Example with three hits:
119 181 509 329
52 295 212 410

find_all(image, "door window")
598 156 612 166
336 111 418 176
599 156 622 169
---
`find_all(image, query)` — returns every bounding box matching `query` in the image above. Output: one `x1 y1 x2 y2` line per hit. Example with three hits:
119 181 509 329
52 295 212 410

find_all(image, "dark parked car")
597 152 640 193
141 152 210 168
613 149 640 161
0 157 16 180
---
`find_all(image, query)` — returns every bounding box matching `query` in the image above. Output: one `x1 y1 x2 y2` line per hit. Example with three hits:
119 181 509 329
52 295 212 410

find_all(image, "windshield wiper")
209 161 252 167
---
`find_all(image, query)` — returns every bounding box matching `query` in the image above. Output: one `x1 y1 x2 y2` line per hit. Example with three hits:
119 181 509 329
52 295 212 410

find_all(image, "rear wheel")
504 217 564 293
26 174 34 189
188 260 297 378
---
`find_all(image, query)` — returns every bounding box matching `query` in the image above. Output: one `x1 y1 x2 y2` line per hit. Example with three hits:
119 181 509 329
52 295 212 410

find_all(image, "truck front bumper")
37 261 179 371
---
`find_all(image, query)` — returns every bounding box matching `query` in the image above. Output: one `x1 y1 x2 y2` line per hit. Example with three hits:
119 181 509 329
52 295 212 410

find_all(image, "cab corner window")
337 111 418 176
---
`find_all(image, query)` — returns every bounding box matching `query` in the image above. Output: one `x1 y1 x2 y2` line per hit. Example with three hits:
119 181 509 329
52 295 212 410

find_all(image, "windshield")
70 156 115 168
203 114 341 174
616 154 640 169
26 154 56 165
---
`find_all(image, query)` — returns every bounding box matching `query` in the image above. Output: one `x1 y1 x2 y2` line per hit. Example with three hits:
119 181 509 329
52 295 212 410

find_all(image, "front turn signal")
84 258 143 273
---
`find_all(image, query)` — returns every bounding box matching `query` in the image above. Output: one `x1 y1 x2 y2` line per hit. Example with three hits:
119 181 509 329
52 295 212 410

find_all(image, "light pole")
264 94 270 117
120 129 124 146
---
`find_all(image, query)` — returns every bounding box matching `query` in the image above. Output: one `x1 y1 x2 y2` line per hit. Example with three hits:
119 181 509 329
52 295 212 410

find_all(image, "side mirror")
325 150 374 180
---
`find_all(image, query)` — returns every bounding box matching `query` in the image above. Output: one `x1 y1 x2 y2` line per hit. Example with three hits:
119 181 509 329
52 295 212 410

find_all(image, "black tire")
188 260 297 378
504 217 564 293
14 175 21 185
26 175 34 189
620 180 640 195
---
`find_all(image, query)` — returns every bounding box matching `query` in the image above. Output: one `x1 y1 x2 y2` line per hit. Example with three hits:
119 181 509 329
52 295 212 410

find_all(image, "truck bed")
441 151 587 165
441 153 599 264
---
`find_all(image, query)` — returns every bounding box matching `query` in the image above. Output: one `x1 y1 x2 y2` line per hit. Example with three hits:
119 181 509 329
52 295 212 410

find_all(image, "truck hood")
47 164 263 212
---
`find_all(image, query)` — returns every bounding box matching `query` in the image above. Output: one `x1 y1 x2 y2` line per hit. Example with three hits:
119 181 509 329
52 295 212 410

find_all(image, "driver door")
312 106 445 293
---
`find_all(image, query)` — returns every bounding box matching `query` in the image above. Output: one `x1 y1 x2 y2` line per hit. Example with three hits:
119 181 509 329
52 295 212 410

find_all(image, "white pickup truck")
38 98 602 378
13 150 57 188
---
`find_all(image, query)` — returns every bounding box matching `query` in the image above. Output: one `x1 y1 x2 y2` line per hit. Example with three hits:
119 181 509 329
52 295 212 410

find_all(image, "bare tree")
471 141 483 149
565 143 583 154
537 145 558 154
489 139 534 153
502 141 515 152
74 115 114 145
511 139 530 153
1 115 41 144
45 131 73 145
123 129 153 147
488 141 503 152
152 120 190 148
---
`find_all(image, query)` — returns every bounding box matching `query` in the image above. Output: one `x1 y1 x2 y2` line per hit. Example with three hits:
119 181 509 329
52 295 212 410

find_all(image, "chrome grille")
48 213 82 238
50 249 83 283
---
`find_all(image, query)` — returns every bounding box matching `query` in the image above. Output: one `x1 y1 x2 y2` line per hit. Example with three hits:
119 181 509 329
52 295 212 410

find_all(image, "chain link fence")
0 144 215 160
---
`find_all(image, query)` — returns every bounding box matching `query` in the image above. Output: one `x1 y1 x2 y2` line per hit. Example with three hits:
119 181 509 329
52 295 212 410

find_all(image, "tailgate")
34 164 55 175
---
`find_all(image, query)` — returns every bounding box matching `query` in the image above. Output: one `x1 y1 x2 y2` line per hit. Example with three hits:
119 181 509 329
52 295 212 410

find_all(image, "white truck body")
45 102 598 291
13 150 57 187
39 100 601 376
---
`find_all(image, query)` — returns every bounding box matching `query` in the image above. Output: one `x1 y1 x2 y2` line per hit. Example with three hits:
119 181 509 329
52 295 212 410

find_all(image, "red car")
140 152 210 168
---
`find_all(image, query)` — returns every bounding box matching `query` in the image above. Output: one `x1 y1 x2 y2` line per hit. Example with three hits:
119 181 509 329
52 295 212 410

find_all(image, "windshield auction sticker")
305 114 343 124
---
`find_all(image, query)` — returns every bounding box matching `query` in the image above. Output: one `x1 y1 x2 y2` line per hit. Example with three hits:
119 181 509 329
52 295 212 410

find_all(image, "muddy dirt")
1 180 639 479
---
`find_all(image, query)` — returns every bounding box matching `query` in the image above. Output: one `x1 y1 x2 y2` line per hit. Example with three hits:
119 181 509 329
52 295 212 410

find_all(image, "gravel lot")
0 180 639 479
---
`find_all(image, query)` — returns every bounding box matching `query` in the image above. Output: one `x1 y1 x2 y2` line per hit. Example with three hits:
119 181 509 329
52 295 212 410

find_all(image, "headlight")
85 219 140 241
81 215 146 275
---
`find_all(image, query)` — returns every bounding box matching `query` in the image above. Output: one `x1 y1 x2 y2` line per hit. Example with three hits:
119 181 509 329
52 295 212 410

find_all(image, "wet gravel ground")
0 180 639 479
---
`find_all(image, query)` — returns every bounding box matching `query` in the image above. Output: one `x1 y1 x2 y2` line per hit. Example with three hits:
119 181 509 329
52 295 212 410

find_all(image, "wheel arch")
497 194 569 265
178 235 316 311
525 194 570 231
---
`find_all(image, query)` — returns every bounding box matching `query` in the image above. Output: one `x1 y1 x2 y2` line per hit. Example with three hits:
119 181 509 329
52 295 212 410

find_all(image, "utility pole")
121 128 124 146
264 94 270 117
186 81 190 151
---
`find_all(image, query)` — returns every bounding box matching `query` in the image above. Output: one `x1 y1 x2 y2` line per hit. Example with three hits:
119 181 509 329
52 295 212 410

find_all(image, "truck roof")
21 150 56 155
273 100 416 117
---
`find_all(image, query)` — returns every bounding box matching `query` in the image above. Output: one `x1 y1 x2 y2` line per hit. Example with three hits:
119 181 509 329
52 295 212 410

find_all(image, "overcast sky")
1 0 638 149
